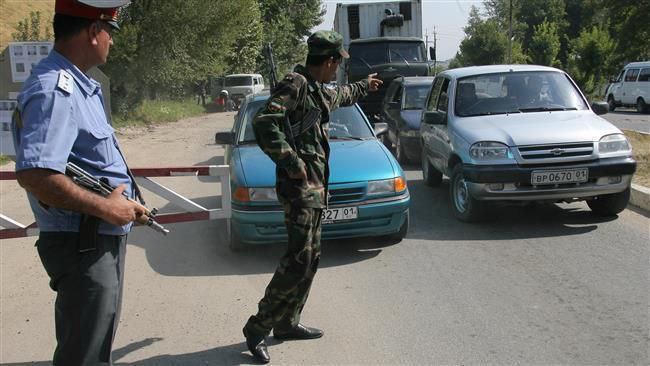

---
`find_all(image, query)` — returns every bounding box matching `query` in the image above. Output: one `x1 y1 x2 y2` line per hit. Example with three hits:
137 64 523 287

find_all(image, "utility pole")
508 0 513 63
425 27 438 75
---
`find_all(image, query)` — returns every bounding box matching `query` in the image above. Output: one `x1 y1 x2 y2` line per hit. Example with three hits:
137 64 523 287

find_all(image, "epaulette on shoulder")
55 70 74 95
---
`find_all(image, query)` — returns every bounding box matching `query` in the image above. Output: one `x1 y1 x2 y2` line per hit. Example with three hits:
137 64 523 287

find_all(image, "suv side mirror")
422 111 447 125
214 131 234 145
591 101 609 115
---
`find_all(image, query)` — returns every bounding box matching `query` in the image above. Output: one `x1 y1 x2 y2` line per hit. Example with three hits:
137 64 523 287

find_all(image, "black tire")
421 146 442 186
228 219 245 251
386 210 409 243
607 95 616 112
587 187 630 216
449 164 485 222
636 98 648 114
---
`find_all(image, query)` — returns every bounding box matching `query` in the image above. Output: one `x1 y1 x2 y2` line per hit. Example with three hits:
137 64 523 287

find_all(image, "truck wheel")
228 219 245 251
421 146 442 186
637 98 648 114
607 95 616 112
449 164 485 222
587 187 630 216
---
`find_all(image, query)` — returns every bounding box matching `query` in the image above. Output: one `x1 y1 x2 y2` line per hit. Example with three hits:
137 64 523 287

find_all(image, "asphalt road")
603 108 650 133
1 111 648 365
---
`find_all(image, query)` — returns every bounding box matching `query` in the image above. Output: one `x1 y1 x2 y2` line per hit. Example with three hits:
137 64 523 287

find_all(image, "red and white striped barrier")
0 165 231 239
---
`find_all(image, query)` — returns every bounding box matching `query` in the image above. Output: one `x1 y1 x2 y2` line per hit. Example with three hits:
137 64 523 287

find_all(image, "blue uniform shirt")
12 49 133 235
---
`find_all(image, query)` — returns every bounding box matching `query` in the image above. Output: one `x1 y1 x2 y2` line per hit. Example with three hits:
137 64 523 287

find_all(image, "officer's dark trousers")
245 206 323 336
36 232 127 366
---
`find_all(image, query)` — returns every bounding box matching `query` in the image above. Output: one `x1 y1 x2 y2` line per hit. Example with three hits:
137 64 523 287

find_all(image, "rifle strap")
113 137 146 205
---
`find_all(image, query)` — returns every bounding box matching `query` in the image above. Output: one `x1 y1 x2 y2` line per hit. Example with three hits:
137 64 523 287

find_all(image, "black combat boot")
243 327 270 364
273 323 324 340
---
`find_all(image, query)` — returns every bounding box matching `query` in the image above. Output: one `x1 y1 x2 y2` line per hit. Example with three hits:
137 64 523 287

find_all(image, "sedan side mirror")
214 131 234 145
591 101 609 115
373 122 389 136
422 111 447 125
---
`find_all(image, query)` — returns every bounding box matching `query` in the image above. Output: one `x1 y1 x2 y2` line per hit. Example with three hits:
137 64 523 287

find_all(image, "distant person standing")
197 79 207 105
242 30 383 364
11 0 145 364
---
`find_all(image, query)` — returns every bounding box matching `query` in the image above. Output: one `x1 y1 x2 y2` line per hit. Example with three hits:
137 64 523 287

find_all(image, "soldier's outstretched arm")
252 74 307 178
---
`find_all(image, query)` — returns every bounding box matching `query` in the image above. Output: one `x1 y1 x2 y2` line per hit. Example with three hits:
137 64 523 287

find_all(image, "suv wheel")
607 95 616 112
587 187 630 216
449 164 485 222
637 98 648 114
421 147 442 186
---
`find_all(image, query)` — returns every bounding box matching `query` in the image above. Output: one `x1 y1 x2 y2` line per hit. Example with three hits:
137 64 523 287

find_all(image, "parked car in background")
215 94 410 250
380 76 434 163
420 65 637 222
606 61 650 113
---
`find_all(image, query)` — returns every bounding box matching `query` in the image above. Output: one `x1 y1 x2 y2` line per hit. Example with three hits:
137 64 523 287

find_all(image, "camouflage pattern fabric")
244 205 323 335
252 64 369 208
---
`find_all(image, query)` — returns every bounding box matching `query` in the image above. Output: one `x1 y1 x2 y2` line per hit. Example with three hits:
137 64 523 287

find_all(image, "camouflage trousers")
245 205 323 336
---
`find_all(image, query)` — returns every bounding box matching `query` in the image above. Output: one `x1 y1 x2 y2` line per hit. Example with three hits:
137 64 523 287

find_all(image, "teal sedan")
215 94 410 250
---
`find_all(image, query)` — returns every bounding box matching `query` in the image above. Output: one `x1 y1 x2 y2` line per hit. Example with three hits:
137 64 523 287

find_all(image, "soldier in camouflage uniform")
242 30 383 363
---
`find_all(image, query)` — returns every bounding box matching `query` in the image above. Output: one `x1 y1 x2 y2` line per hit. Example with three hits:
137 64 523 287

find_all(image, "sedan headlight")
469 142 513 160
368 176 407 195
249 187 278 202
598 134 631 154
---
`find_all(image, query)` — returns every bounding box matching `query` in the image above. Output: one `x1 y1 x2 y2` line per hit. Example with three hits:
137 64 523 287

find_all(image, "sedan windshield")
455 71 589 117
238 100 374 144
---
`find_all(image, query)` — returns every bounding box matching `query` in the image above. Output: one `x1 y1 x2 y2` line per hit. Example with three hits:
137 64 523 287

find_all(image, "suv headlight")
469 142 513 160
368 176 407 195
598 134 631 154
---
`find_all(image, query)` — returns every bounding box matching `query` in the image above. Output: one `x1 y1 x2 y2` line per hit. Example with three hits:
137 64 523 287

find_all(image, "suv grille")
517 142 593 161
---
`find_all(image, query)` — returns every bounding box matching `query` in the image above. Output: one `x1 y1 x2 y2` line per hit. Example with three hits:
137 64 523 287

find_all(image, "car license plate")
531 168 588 185
322 206 358 224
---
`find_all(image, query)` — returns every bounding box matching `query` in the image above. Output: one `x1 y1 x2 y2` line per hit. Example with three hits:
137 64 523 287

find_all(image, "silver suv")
419 65 637 222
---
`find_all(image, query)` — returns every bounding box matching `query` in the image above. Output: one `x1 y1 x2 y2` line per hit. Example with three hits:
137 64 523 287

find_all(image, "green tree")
11 11 52 41
529 20 561 66
567 25 616 96
602 0 650 63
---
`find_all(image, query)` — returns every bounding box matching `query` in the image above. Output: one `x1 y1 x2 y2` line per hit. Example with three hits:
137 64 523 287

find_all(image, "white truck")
333 0 433 122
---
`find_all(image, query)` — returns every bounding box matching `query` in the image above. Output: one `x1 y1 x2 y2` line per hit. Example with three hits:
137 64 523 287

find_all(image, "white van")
606 61 650 113
223 74 265 109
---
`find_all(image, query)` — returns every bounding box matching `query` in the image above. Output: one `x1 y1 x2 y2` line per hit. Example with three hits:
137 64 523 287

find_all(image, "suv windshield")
455 71 589 117
225 76 253 87
238 100 374 143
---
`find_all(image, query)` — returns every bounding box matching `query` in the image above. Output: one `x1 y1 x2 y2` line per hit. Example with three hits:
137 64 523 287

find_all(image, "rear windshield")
225 76 253 87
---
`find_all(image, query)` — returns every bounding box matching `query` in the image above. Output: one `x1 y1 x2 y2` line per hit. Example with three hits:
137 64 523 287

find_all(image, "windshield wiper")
461 111 521 117
518 107 578 112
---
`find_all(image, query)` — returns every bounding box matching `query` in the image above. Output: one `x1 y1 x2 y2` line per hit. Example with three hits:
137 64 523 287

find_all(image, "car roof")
624 61 650 68
350 37 423 44
399 76 435 86
226 73 263 78
439 64 563 79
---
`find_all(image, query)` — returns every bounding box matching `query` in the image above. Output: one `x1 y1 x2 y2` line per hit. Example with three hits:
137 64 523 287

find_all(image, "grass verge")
0 155 9 166
624 130 650 187
112 98 208 128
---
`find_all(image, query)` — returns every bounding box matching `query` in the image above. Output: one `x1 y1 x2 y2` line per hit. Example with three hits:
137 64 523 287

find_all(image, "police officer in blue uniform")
12 1 140 364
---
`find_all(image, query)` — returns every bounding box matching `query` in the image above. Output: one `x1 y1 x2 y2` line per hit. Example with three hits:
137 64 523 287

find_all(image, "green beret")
307 30 349 58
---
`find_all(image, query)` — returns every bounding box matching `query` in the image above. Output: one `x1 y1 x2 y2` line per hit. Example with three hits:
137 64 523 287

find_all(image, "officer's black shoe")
273 323 324 340
243 327 270 364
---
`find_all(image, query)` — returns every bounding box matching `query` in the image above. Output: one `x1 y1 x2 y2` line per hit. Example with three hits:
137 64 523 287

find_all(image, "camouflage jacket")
252 64 369 208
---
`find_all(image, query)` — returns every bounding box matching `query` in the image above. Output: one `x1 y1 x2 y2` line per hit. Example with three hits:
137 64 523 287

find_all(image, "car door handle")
383 67 396 72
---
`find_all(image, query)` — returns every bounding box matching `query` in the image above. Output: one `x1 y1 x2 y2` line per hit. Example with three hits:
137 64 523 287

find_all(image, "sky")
312 0 485 61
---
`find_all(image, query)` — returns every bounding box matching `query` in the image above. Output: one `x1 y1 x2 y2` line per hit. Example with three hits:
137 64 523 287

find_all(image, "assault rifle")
263 42 298 149
65 162 169 236
264 42 278 89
